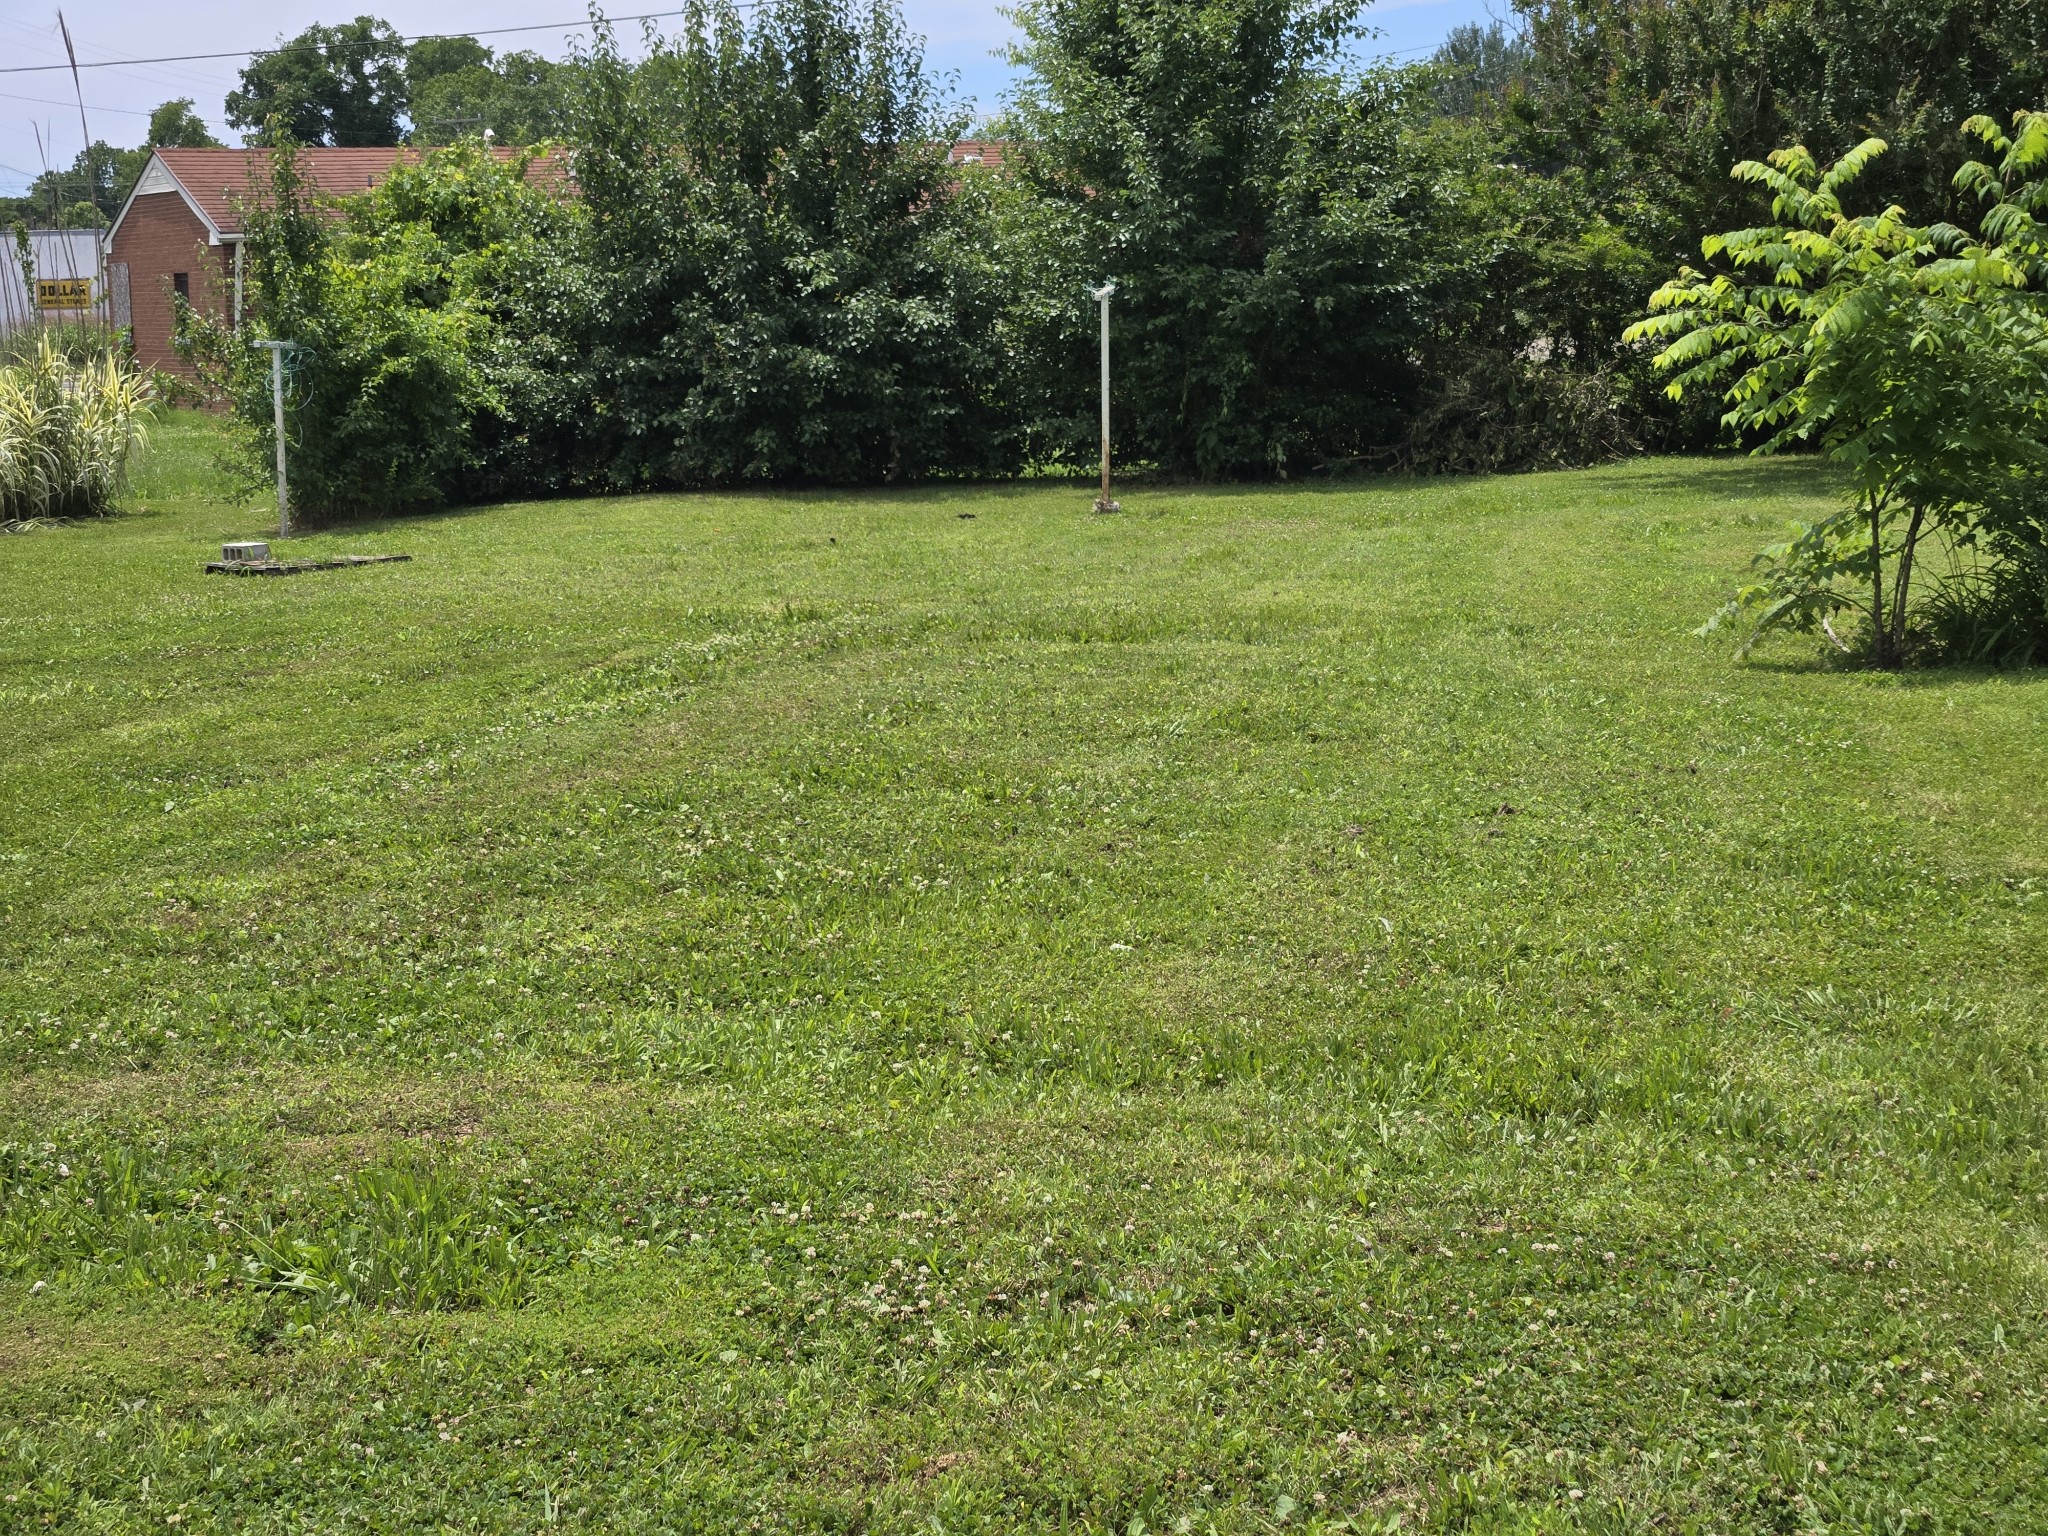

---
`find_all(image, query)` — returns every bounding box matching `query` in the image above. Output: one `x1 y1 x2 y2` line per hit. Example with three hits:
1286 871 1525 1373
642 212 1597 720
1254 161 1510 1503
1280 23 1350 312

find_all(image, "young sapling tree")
1627 123 2048 667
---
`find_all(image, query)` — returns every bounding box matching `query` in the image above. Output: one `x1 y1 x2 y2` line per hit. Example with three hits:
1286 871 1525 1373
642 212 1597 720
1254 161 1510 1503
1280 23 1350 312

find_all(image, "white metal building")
0 228 106 333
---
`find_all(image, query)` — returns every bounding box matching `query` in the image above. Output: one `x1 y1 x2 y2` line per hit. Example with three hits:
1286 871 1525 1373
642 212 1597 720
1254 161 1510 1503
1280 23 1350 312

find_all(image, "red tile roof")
129 140 986 245
148 146 569 236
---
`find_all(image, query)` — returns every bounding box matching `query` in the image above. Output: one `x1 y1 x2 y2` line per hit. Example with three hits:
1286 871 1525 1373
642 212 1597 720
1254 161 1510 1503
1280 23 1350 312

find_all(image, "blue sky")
1 0 1499 197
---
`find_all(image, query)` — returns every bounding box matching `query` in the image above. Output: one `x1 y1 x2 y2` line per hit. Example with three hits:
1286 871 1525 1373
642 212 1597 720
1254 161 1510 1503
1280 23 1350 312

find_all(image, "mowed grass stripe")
1 413 2045 1530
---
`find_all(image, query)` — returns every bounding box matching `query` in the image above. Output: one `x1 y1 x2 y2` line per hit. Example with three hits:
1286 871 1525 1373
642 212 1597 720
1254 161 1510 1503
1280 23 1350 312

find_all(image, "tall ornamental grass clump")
0 319 125 368
0 334 154 525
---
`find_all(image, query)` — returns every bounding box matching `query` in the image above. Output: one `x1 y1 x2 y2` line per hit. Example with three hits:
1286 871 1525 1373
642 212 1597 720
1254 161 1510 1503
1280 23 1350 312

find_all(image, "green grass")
3 410 2046 1533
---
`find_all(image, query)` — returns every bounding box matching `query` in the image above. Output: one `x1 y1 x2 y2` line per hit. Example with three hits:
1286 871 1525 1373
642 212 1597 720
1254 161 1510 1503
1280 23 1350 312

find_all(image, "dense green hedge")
182 0 2048 517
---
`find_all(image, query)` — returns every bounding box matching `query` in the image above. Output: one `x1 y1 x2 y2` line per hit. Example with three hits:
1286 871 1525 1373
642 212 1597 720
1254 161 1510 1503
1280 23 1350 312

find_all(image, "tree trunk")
1868 494 1891 669
1888 503 1928 667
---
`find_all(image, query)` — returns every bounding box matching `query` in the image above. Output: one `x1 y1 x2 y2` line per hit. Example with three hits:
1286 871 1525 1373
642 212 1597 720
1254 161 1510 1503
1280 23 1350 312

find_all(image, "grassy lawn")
3 410 2046 1533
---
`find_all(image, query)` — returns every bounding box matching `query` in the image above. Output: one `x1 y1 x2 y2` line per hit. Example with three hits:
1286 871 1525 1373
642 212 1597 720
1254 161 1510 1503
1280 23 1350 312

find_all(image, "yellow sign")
36 277 93 309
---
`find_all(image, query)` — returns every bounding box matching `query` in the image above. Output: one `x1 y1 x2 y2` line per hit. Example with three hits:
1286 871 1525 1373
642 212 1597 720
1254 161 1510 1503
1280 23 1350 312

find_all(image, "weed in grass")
238 1168 534 1312
1 1146 533 1312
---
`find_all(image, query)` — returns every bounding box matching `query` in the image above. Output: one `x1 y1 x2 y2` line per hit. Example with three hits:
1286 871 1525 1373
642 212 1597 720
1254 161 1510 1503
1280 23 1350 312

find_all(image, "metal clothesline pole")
1091 280 1119 514
252 340 299 538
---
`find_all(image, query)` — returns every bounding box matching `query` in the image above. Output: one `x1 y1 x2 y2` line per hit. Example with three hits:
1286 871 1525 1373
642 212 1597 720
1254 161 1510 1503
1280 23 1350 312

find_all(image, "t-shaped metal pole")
251 340 299 537
1090 282 1118 513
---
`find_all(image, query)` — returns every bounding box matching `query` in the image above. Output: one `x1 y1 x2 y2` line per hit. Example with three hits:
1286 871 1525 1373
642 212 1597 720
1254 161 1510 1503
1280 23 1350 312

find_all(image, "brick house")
106 142 986 373
104 146 564 372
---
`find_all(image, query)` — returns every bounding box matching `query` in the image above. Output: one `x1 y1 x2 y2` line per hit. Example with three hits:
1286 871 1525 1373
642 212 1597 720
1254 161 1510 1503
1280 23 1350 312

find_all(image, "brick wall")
109 193 228 374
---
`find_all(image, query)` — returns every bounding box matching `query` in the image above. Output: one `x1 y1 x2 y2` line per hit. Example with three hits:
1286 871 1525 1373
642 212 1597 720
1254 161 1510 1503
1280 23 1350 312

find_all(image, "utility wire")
0 87 151 115
0 7 754 75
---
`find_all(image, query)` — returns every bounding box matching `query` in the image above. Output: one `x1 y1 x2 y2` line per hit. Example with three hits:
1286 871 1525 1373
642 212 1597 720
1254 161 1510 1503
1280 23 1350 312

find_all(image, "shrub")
1391 349 1640 474
0 334 153 526
182 136 567 519
1626 115 2048 667
1002 0 1435 478
207 1 1014 512
1918 540 2048 666
564 0 1017 487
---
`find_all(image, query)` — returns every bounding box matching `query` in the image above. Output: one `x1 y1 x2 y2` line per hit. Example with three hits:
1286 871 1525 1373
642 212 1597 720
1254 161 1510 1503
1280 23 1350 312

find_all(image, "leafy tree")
182 129 572 515
1510 0 2048 243
1429 20 1532 118
1628 120 2048 666
3 104 219 227
1003 0 1432 476
26 142 128 226
187 0 1013 508
409 49 574 146
562 0 1014 485
147 99 222 148
406 35 492 84
1431 0 2048 468
226 17 410 146
1388 116 1667 472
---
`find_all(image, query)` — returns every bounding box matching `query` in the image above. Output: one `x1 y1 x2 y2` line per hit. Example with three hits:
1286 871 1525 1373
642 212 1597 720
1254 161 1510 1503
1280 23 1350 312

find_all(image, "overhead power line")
0 7 748 76
0 86 150 115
